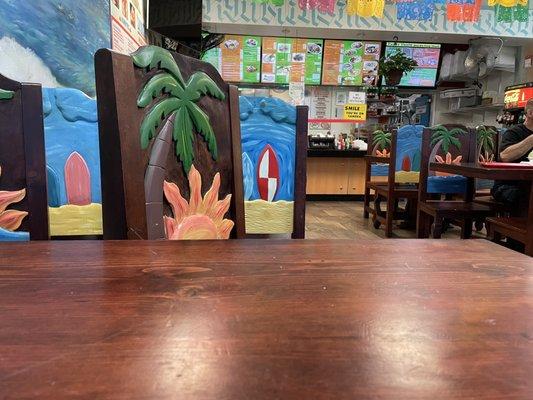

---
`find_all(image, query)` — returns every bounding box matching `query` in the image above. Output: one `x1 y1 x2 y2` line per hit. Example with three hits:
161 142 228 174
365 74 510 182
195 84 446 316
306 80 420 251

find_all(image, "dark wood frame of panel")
0 73 48 240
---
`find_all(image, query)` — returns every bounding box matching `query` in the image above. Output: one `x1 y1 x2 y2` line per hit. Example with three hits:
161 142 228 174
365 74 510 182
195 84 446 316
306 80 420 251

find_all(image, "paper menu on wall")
202 35 261 83
322 41 381 86
261 37 323 85
308 87 332 119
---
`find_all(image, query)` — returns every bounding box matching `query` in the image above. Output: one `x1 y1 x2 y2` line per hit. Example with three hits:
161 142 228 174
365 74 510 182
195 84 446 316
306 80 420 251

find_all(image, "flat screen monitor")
260 37 324 85
202 35 262 83
322 40 381 86
384 42 442 87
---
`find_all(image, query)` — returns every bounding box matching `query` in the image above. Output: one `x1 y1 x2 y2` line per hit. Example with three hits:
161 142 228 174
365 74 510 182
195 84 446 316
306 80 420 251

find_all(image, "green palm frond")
0 88 14 100
185 72 225 102
137 73 183 107
476 126 496 153
187 102 218 160
140 98 182 148
174 106 195 173
132 46 185 87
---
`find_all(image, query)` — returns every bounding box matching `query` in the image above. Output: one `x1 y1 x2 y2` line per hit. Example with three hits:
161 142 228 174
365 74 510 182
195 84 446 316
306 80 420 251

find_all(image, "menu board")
384 42 441 87
261 37 323 85
322 41 381 86
202 35 261 83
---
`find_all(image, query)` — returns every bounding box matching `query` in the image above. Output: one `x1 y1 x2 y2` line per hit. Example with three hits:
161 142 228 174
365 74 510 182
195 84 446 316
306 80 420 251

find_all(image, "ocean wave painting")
44 88 101 206
0 227 29 242
0 0 111 96
240 96 296 202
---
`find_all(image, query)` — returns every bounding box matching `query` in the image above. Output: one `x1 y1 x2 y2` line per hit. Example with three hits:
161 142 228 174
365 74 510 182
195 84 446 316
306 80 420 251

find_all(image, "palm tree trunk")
430 139 447 176
144 114 175 240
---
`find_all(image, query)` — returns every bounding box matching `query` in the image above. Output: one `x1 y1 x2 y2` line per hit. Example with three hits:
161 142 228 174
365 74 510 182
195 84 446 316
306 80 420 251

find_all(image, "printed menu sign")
322 41 381 86
261 37 323 85
202 35 261 83
110 0 146 53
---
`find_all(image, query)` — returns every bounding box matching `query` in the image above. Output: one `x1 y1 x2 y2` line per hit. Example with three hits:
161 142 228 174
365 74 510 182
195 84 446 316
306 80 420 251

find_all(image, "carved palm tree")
430 125 464 154
0 89 14 100
476 125 496 162
372 130 391 156
132 46 227 239
132 46 225 174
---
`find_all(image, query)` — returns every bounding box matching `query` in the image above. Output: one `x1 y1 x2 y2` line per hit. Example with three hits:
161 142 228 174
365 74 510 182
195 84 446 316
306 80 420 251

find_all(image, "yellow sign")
343 104 367 121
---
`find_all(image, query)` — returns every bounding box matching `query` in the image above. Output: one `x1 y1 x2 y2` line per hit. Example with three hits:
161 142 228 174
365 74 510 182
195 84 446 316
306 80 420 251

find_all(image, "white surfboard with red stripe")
257 144 280 202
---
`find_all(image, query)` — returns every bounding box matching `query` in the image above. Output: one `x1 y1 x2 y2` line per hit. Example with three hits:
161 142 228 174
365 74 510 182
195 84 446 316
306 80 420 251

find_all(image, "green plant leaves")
185 72 225 102
132 46 185 87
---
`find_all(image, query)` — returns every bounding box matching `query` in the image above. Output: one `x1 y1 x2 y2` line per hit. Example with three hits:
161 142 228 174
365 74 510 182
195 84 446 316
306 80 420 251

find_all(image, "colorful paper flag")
347 0 386 17
446 0 482 22
298 0 336 14
397 0 436 20
493 0 529 21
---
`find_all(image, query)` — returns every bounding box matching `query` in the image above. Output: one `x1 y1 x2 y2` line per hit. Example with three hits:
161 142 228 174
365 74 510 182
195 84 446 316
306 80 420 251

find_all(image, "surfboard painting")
64 151 91 206
240 96 296 234
257 145 280 202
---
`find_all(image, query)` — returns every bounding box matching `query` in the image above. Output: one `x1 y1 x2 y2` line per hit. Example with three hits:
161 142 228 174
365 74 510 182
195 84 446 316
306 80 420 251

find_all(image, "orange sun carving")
0 166 28 231
376 148 390 157
435 152 462 177
163 165 234 240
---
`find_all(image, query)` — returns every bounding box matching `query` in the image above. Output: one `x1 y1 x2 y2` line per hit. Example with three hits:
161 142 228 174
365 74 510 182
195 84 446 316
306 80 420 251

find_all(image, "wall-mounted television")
202 35 262 83
322 40 381 86
260 37 324 85
384 42 442 87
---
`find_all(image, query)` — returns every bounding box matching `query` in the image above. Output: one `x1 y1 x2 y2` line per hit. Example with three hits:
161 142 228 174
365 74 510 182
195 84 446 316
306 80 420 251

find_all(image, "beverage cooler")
498 82 533 127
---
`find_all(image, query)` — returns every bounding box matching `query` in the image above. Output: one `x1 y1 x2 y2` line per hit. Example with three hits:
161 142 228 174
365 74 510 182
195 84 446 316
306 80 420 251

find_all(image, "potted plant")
378 51 418 86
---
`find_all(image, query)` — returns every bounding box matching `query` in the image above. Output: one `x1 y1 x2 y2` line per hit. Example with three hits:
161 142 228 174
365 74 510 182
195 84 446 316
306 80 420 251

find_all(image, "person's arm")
500 134 533 162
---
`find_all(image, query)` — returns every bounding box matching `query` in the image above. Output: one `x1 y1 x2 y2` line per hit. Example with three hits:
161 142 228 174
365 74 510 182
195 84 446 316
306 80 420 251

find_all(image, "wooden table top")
1 240 532 399
430 162 533 181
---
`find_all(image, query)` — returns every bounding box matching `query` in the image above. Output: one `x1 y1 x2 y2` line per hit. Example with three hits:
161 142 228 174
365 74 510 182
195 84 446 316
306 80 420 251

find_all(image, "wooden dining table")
0 240 532 399
430 162 533 255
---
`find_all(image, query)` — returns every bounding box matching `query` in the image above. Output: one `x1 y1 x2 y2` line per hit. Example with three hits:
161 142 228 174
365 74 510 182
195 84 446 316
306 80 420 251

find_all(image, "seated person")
491 98 533 209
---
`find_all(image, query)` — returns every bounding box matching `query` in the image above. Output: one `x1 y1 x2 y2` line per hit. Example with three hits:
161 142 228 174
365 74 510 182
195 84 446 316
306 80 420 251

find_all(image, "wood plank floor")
305 201 472 240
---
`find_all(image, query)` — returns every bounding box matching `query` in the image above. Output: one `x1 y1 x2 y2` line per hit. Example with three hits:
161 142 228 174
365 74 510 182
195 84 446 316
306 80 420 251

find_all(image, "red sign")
504 86 533 109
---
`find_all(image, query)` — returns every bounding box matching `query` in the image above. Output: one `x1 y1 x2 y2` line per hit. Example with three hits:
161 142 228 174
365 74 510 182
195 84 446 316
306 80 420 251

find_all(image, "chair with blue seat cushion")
416 125 496 239
363 125 423 237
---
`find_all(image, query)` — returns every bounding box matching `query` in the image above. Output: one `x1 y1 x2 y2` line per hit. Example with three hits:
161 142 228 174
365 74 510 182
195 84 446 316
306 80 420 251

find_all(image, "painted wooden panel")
240 96 296 234
65 151 92 206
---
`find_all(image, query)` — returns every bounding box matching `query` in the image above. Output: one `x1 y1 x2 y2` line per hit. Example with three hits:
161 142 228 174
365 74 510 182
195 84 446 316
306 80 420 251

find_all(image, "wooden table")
430 162 533 255
1 240 532 399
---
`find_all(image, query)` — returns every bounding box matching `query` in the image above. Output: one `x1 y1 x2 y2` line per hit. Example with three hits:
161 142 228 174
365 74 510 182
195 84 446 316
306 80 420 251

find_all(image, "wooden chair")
416 125 495 239
239 96 308 239
95 46 245 240
363 125 423 237
0 73 48 241
472 125 507 229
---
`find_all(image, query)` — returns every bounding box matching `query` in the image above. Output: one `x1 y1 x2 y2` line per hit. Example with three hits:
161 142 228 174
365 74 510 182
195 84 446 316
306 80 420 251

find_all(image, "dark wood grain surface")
0 240 532 399
430 162 533 181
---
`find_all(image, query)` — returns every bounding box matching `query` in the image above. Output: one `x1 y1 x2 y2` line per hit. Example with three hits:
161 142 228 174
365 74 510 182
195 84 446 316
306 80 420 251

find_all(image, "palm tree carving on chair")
132 46 232 240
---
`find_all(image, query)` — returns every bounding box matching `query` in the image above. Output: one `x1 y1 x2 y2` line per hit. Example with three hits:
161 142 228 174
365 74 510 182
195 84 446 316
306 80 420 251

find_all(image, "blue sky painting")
0 0 110 96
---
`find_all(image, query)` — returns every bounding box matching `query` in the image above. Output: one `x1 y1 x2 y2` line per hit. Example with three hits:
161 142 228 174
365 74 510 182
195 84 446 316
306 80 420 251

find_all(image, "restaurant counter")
307 148 384 197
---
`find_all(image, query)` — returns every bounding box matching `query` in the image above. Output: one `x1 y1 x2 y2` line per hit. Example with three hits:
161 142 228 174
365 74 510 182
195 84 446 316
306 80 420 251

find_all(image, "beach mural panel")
240 96 296 234
371 124 423 182
0 1 110 235
44 88 102 236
